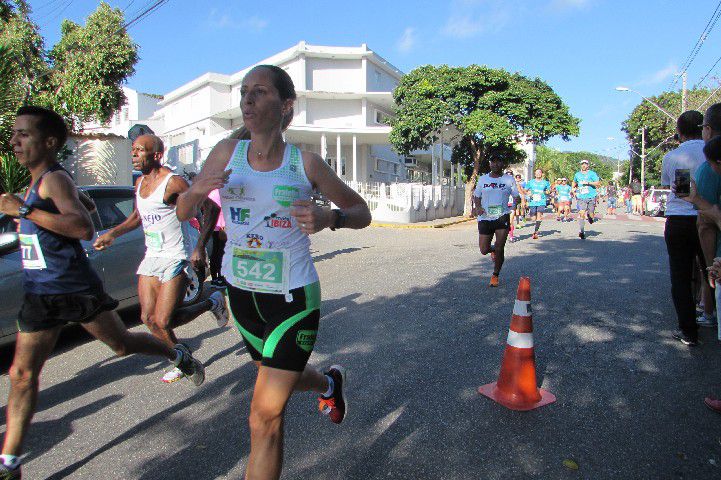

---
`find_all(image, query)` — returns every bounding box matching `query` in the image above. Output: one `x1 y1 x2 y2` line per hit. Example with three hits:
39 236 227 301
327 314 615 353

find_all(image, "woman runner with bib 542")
176 65 371 480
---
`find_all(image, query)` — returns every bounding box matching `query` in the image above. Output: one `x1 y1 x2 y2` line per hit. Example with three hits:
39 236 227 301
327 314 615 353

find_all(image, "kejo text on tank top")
136 173 194 260
220 140 318 295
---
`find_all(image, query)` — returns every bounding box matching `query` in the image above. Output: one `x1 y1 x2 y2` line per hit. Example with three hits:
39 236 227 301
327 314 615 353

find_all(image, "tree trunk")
463 139 483 216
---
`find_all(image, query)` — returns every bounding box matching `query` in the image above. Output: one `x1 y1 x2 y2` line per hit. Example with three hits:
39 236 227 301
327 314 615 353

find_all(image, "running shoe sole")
329 365 347 423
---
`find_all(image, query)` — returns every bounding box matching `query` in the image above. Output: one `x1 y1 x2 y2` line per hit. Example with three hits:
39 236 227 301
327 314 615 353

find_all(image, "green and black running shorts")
227 281 321 372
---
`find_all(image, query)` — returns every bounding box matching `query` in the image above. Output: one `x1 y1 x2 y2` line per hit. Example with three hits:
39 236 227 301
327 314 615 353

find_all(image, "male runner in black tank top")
0 106 204 479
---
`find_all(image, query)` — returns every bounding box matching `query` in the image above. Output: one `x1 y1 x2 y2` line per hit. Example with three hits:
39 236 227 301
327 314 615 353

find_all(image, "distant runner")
523 168 551 239
473 154 520 287
556 178 572 221
573 159 601 240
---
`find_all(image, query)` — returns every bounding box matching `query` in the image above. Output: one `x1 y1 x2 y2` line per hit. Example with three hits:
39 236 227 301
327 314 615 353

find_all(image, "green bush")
0 152 30 194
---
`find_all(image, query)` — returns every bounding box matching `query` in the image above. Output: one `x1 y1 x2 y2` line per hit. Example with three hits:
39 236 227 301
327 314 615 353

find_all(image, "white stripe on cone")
506 330 534 349
513 300 531 317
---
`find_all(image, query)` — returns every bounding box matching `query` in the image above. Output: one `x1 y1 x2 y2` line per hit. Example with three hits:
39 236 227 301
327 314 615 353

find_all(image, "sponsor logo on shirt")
229 207 251 225
273 185 300 207
142 213 161 225
246 233 263 248
222 186 256 202
263 213 293 229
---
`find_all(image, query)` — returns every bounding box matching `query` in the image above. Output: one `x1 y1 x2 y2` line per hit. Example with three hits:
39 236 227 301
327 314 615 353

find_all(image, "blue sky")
25 0 721 158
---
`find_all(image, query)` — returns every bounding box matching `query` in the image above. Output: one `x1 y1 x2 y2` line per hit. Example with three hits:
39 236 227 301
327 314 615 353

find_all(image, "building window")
374 109 393 125
374 157 399 177
122 107 129 121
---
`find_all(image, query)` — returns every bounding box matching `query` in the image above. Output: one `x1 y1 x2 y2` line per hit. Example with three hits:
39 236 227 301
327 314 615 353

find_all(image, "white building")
82 87 163 138
153 42 409 182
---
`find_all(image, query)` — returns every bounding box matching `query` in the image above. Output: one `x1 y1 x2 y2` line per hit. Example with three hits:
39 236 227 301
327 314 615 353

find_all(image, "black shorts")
18 289 119 333
227 282 321 372
478 214 511 235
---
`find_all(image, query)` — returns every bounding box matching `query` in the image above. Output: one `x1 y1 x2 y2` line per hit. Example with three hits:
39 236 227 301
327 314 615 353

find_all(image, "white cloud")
549 0 591 10
441 1 510 39
206 9 268 32
396 27 417 53
636 63 678 86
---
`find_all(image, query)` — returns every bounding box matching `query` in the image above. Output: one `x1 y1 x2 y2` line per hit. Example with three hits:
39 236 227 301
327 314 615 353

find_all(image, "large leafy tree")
534 145 618 184
0 0 138 192
622 87 721 186
390 65 579 214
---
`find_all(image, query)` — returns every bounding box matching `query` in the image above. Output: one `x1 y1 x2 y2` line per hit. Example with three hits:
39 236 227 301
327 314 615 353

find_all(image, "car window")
0 215 17 234
94 197 134 230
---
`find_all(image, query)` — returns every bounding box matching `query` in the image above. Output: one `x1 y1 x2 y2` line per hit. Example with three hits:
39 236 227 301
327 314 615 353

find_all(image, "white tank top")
136 173 194 260
220 140 318 294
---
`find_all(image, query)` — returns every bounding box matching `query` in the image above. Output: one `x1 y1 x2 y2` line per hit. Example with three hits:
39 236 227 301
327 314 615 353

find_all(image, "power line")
671 0 721 88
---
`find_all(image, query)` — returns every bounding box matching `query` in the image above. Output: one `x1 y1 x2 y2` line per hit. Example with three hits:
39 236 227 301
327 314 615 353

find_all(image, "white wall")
64 136 133 186
307 58 363 92
366 62 398 92
306 99 363 127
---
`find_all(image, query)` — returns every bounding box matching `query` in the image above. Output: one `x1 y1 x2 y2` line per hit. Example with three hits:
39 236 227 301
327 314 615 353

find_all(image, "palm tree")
0 43 30 193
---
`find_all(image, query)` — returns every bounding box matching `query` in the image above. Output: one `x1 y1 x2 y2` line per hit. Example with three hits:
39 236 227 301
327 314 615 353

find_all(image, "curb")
371 217 476 229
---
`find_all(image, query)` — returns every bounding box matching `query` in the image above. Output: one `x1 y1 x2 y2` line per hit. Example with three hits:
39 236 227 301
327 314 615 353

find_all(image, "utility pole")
640 126 646 195
682 71 688 113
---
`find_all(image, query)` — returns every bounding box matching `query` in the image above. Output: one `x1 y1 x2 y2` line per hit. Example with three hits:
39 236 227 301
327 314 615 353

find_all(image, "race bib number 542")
231 248 289 294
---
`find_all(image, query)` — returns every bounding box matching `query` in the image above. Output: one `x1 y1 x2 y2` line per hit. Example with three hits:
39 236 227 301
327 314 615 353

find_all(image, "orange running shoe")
532 232 539 240
489 274 499 287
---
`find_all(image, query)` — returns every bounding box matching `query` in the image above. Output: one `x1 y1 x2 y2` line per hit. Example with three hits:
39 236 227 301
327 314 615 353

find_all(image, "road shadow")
6 226 721 479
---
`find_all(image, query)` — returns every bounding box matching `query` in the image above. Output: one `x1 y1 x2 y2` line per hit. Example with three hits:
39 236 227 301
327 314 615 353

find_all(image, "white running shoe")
162 367 186 384
209 291 229 328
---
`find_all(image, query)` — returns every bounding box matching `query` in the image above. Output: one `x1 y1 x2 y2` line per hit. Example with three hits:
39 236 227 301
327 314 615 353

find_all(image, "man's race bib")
532 194 542 203
580 186 590 195
144 230 164 250
230 247 289 294
19 234 47 270
488 205 503 216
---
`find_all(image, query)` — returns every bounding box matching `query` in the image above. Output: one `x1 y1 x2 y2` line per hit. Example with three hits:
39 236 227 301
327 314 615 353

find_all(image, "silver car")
0 186 203 346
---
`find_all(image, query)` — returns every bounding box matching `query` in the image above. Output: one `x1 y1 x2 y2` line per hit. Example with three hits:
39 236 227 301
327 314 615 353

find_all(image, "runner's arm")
29 171 94 240
294 151 371 234
196 198 220 250
78 190 97 214
94 176 142 249
176 139 235 221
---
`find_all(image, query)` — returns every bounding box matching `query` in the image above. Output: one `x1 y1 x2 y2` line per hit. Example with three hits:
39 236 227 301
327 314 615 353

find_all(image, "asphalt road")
1 216 720 479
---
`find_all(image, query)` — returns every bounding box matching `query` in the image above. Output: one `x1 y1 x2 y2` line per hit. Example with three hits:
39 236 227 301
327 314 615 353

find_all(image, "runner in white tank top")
176 65 371 479
93 134 228 384
136 172 195 261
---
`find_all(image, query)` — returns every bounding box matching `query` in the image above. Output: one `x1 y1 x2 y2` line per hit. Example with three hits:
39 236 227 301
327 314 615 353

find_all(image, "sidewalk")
370 216 475 229
370 212 665 229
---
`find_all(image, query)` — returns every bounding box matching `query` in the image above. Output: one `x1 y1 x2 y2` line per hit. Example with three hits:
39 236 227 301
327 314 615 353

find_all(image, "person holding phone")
660 110 707 345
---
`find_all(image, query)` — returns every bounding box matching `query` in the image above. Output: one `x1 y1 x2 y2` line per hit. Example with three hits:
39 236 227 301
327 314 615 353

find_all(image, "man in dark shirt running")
0 106 204 479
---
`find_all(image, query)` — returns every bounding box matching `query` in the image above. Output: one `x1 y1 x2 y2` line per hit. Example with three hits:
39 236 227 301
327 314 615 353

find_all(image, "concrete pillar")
450 162 454 187
321 133 327 161
336 134 342 177
352 134 358 182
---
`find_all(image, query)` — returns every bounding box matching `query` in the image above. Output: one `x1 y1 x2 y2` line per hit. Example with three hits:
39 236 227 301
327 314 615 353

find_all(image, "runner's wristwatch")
18 204 33 219
330 209 346 231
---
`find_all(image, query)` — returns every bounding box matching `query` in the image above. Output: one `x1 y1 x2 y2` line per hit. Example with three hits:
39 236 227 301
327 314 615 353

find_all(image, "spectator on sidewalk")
660 110 707 346
606 183 618 215
624 185 632 214
630 179 643 215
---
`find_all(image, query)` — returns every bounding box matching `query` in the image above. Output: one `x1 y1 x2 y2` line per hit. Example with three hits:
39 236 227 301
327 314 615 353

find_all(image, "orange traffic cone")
478 277 556 411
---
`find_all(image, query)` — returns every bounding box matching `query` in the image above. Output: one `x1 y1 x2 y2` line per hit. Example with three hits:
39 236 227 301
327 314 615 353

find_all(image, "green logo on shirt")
273 185 300 207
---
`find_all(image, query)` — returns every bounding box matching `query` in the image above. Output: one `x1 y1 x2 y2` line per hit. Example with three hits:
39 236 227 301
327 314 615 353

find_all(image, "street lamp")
615 86 677 121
